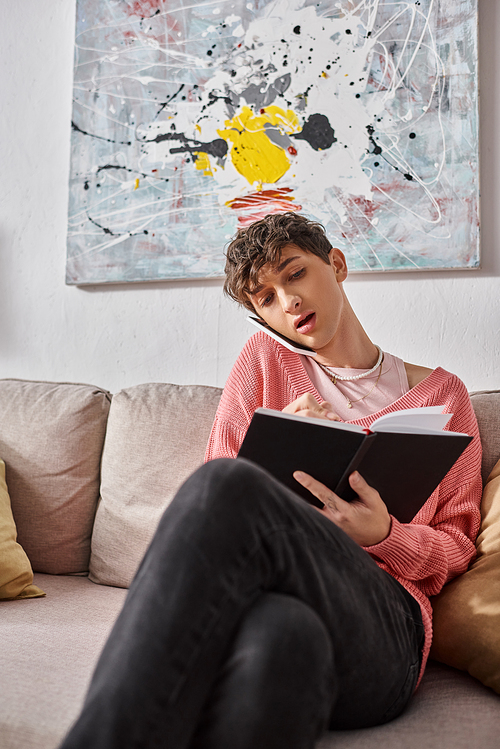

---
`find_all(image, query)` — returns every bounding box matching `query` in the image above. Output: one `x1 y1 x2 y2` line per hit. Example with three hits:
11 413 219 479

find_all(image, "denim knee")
173 457 280 519
230 592 334 692
144 457 279 571
191 593 334 749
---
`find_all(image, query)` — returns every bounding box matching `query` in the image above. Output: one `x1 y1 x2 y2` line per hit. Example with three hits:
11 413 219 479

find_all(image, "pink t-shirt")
301 351 410 422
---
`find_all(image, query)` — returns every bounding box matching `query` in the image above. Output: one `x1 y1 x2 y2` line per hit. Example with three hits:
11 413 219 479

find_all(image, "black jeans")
60 459 424 749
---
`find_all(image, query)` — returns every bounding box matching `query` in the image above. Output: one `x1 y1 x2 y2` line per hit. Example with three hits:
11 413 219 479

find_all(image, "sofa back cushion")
0 379 111 574
470 390 500 484
89 383 222 588
90 386 500 590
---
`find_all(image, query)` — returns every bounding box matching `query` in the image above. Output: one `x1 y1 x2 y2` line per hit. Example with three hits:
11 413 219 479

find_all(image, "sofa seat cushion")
89 383 222 588
317 661 500 748
0 380 111 574
1 579 498 749
0 573 127 749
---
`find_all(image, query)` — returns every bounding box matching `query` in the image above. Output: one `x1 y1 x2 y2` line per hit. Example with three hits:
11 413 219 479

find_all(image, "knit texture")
205 332 483 679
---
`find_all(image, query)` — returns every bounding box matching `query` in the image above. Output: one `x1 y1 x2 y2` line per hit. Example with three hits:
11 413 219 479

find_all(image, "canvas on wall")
66 0 479 284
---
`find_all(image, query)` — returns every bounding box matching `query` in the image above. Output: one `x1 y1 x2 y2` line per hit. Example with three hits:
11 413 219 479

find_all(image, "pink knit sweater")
205 332 483 677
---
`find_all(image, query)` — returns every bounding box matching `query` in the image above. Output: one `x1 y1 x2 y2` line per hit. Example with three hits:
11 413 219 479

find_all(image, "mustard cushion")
0 460 45 601
431 456 500 692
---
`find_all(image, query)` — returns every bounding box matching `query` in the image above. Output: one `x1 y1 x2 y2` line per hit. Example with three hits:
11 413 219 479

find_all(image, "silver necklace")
317 360 384 409
315 346 383 383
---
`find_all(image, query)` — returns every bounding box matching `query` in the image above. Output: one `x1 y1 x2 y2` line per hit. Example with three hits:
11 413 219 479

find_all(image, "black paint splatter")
293 114 337 151
154 84 185 120
366 125 416 182
139 130 228 160
87 213 153 239
200 90 237 114
170 138 228 159
97 164 127 175
72 121 132 146
87 214 115 236
366 124 382 155
93 164 171 185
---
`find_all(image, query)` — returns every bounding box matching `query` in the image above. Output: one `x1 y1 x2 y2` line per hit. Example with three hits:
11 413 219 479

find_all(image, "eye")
260 292 274 308
290 268 305 280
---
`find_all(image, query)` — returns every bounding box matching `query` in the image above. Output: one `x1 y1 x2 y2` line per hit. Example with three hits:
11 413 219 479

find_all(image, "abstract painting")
66 0 479 284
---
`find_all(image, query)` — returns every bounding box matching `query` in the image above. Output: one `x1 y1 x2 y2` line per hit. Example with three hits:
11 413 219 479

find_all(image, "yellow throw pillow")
0 460 45 601
431 456 500 692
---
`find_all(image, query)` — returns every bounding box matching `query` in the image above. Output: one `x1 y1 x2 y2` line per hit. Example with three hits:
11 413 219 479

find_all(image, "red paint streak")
349 196 379 221
367 52 398 93
339 185 479 259
228 188 294 209
151 169 157 172
129 0 164 17
124 1 181 46
227 189 302 227
287 146 297 155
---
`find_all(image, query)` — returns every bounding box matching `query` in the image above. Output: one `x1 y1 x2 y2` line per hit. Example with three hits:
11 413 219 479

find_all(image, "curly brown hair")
224 212 333 312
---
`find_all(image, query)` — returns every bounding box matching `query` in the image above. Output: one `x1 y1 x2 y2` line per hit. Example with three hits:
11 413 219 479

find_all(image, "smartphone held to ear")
246 315 317 356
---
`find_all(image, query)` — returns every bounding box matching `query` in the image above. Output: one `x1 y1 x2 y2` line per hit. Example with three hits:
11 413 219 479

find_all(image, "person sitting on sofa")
59 212 483 749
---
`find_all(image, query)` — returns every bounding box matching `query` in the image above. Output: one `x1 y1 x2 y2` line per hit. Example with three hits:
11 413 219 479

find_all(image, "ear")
328 248 348 282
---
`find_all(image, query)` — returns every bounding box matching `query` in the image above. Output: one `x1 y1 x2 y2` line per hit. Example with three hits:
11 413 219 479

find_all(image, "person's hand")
293 470 391 546
283 393 341 421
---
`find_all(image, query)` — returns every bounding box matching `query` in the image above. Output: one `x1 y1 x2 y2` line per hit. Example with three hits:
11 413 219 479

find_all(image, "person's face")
249 243 348 356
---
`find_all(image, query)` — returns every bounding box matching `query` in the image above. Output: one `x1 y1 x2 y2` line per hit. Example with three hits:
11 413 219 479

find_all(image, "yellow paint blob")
134 178 140 190
193 151 213 176
217 105 300 186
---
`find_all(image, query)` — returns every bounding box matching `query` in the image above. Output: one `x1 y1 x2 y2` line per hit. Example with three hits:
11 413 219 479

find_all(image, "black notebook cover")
237 410 472 523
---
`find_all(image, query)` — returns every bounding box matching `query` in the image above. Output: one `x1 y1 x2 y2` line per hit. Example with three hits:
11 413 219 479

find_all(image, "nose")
279 290 301 314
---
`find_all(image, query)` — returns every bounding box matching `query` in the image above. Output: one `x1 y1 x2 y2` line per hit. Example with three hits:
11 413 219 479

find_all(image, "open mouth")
297 313 314 330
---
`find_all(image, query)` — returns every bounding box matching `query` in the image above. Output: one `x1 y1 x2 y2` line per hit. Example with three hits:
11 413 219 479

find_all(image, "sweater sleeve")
205 334 295 461
204 357 262 460
363 376 482 597
205 333 317 461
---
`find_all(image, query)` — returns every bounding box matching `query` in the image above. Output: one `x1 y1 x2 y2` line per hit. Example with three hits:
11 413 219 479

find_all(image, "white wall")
0 1 499 394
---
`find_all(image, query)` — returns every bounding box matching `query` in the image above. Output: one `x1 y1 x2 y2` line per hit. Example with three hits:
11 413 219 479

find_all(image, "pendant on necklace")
347 400 352 408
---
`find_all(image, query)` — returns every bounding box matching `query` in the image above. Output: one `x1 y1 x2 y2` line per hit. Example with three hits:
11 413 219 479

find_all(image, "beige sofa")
1 377 500 749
